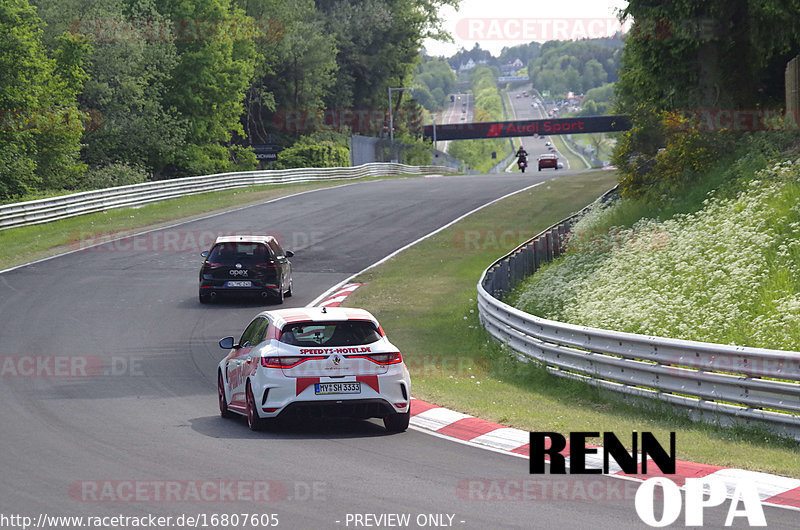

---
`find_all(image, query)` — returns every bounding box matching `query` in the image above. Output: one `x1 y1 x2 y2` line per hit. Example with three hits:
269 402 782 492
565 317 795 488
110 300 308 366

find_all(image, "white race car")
217 307 411 432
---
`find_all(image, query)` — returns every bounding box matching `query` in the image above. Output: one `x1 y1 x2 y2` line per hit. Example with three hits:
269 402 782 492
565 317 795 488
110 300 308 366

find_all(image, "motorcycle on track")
515 146 528 173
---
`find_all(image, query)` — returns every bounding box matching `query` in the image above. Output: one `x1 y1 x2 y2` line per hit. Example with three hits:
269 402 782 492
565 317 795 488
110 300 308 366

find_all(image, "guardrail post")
557 224 569 254
544 232 553 262
523 245 534 277
533 238 543 271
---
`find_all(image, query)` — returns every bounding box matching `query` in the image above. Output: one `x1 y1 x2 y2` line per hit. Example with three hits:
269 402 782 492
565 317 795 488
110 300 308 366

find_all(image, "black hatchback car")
199 235 293 304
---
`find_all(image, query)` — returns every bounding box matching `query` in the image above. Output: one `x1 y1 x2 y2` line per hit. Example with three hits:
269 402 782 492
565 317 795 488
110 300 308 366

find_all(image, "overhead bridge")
423 115 632 141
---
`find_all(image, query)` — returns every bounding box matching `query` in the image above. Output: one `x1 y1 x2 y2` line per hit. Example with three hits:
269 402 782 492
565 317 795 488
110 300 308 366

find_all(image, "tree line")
612 0 800 198
0 0 457 200
527 38 622 97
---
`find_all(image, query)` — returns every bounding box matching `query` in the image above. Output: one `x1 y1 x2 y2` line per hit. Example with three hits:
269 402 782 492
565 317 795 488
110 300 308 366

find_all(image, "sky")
423 0 630 57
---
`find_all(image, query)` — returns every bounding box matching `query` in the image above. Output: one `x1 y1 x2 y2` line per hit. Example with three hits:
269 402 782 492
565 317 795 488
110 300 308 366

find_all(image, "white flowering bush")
514 159 800 350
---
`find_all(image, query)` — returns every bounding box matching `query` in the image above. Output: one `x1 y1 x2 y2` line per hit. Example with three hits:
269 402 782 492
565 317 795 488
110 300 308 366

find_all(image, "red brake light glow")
261 356 326 369
345 352 402 365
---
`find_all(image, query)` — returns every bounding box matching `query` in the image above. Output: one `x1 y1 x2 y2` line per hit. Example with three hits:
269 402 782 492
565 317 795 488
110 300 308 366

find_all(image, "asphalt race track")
0 173 795 529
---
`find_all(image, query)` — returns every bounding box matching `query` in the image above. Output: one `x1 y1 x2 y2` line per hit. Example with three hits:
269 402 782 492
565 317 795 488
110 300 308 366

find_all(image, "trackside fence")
0 163 456 231
477 189 800 440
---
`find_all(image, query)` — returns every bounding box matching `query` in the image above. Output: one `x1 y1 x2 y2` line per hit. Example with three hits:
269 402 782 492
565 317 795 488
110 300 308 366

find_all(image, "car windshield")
280 321 382 347
208 242 268 264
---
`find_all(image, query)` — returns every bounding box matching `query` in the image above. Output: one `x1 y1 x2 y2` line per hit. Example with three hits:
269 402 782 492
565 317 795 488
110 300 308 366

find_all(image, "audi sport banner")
423 115 632 141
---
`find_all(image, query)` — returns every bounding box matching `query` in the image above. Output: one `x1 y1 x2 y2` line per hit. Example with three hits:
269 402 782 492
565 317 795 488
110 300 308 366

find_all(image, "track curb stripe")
409 398 800 510
317 283 361 307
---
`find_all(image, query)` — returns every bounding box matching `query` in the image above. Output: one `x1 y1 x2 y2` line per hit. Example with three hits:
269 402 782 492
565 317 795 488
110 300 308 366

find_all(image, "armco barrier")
0 163 455 230
477 189 800 440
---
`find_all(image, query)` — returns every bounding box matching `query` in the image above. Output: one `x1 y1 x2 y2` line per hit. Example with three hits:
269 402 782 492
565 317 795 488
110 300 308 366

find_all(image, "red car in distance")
538 154 559 171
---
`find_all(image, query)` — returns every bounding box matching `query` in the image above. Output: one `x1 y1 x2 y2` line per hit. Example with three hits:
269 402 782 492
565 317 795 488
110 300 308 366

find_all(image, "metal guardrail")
0 163 455 230
477 189 800 440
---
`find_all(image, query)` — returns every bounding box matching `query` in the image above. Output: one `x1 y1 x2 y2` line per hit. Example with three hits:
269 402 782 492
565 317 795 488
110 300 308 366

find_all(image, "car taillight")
255 261 277 269
205 262 222 269
261 356 325 368
346 352 402 365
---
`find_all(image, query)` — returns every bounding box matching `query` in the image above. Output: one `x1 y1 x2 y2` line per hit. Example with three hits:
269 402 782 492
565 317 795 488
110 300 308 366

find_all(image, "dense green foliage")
527 38 622 97
0 0 88 197
613 1 800 199
1 0 456 200
413 58 457 111
274 134 349 169
574 83 615 116
497 42 541 68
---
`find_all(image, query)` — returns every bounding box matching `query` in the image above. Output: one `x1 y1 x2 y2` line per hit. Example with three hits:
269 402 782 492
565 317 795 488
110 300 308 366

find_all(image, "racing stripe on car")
408 398 800 510
296 377 319 395
317 283 362 307
356 375 379 393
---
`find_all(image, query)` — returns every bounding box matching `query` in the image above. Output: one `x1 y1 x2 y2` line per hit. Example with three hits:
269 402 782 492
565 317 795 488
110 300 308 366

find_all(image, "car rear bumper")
278 398 397 419
200 282 281 297
253 369 411 419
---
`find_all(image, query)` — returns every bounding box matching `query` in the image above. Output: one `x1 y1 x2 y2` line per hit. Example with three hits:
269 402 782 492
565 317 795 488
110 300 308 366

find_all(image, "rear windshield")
208 242 270 264
280 321 382 347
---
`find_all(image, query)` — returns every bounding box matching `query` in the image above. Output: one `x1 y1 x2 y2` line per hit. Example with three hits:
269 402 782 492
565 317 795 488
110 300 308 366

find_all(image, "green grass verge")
0 175 417 271
346 169 800 478
552 134 589 170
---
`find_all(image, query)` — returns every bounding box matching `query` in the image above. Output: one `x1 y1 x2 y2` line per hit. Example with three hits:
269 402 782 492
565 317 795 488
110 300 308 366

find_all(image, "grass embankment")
573 132 617 162
551 134 588 170
512 157 800 351
0 176 403 271
347 168 800 478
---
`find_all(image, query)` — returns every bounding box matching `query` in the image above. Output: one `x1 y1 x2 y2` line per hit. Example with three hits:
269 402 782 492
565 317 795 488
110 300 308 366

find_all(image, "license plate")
314 382 361 395
226 281 252 287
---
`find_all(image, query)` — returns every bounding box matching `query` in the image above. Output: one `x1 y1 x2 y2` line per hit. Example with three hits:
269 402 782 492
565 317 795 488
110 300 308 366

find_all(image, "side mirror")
201 251 209 258
285 250 294 258
219 336 237 349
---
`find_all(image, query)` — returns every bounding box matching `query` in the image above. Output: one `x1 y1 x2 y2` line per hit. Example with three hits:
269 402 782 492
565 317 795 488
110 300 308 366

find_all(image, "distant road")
505 88 570 171
437 93 472 153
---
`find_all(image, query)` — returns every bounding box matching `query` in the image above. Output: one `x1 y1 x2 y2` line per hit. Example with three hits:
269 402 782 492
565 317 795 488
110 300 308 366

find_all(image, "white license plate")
226 281 252 287
314 382 361 395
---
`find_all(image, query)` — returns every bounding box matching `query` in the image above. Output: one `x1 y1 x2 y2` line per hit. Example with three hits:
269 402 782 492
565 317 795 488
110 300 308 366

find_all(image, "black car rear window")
280 321 382 347
208 242 270 264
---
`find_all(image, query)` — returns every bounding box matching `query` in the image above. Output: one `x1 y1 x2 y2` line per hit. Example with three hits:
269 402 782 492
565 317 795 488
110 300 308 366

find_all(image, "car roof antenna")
321 306 327 313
